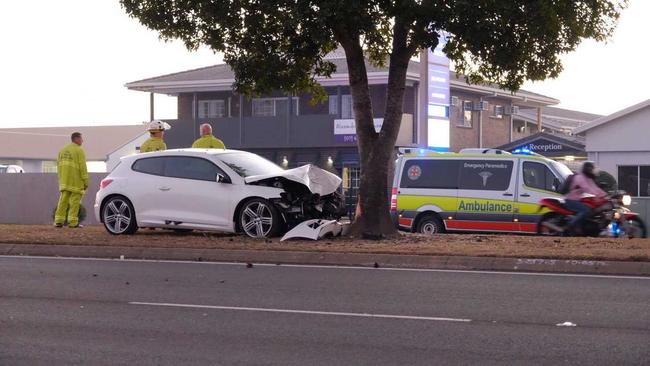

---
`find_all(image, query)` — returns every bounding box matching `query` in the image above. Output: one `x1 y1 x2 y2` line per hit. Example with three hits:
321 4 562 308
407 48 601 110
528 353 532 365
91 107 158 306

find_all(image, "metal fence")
0 173 105 225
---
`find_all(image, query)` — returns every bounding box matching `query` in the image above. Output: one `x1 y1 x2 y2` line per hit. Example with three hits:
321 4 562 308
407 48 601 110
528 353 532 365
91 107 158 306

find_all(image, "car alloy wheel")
103 197 136 235
240 200 276 238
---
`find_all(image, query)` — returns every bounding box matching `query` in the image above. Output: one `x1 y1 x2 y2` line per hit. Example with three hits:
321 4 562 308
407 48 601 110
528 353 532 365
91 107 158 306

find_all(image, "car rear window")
400 159 460 189
132 157 164 176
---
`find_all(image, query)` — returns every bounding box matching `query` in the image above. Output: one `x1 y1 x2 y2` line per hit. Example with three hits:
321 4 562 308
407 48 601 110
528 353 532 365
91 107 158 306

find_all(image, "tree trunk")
336 21 414 239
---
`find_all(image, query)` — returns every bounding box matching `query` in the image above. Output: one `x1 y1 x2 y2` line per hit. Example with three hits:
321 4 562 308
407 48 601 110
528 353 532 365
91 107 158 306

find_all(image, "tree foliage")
122 0 626 237
122 0 624 94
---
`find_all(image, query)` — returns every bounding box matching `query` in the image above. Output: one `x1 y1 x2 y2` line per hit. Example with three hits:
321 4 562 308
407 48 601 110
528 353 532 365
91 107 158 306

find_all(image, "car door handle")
158 187 171 191
503 193 513 197
520 193 531 197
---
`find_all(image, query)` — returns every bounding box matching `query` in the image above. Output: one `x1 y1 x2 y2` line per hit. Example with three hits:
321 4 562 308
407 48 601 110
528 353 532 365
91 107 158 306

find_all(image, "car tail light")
100 178 113 189
390 187 398 212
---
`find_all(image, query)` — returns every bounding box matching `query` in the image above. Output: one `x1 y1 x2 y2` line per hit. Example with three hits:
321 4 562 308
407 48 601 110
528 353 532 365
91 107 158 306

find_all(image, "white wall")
589 151 650 178
585 105 650 152
106 132 148 172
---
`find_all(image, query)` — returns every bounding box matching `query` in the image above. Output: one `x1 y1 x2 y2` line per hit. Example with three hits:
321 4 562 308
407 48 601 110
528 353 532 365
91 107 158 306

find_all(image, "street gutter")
1 243 648 276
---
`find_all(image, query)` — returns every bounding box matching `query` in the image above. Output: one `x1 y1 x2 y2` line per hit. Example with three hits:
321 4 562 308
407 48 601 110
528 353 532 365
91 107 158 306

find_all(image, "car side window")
459 160 513 191
400 159 460 189
163 156 230 182
523 161 558 192
132 157 165 176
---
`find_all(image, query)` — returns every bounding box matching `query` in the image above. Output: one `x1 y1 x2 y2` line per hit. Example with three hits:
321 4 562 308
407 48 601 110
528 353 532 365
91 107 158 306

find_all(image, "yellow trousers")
54 190 83 227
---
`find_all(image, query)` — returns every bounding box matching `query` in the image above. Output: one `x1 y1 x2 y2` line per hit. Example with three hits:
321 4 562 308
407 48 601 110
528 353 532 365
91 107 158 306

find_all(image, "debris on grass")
0 225 648 262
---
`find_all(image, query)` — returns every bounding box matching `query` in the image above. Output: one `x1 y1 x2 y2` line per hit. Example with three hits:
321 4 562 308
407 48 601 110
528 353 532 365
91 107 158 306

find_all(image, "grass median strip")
0 224 648 262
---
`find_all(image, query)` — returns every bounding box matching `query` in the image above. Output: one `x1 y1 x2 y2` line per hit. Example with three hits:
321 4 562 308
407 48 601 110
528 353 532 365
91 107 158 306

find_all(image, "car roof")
121 148 250 162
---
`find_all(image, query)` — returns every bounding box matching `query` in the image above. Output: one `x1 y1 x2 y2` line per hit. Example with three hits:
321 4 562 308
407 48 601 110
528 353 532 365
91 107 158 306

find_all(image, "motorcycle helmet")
581 161 599 179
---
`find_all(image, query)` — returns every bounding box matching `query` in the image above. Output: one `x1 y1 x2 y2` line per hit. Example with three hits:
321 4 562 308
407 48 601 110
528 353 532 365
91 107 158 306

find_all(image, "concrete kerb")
0 243 648 276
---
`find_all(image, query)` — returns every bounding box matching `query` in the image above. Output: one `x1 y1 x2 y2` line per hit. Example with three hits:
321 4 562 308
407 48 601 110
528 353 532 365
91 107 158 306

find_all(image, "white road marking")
129 301 472 323
0 255 648 280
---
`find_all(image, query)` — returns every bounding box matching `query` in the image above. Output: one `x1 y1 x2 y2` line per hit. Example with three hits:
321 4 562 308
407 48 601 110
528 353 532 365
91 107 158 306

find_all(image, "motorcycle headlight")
622 195 632 206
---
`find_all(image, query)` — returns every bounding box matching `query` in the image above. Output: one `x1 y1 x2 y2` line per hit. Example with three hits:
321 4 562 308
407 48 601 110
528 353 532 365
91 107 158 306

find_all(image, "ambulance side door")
397 158 460 229
454 158 518 232
516 159 562 232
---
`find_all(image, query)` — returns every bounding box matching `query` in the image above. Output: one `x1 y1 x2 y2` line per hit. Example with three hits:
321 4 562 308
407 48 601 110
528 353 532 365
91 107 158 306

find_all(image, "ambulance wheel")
102 196 138 235
416 215 445 235
238 198 282 238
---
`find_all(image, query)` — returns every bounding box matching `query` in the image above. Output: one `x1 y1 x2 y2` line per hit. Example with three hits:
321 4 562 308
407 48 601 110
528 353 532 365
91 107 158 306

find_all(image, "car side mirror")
552 178 561 192
216 173 227 183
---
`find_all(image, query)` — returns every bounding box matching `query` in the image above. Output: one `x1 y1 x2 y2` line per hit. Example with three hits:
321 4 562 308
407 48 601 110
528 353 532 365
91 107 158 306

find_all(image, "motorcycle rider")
563 161 607 234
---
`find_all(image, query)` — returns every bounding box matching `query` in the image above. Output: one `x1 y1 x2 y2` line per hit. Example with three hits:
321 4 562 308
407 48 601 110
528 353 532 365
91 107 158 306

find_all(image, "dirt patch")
0 225 648 262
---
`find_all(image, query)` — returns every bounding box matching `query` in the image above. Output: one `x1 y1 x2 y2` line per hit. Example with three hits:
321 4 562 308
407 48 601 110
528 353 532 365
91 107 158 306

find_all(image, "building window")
459 101 473 127
252 97 299 117
618 165 650 197
493 105 504 119
42 161 57 173
329 94 354 118
198 100 226 118
328 96 337 115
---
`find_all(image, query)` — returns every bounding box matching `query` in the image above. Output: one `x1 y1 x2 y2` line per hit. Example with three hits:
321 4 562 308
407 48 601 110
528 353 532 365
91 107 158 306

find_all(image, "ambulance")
391 148 574 234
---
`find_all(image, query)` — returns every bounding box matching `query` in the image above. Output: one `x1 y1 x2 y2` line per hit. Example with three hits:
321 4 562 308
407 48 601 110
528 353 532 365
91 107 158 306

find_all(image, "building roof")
573 99 650 134
126 55 558 106
0 125 147 161
515 106 601 132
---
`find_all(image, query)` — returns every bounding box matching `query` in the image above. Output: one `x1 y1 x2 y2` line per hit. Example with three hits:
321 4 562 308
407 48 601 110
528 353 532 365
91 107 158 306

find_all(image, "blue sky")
0 0 647 127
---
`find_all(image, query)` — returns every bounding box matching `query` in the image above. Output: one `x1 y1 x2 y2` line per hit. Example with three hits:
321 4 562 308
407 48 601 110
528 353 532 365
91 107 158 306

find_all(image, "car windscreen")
551 160 573 180
218 152 284 178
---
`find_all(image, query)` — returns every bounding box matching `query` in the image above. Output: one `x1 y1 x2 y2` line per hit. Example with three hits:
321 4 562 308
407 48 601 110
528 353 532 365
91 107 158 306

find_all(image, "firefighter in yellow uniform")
140 120 170 153
54 132 89 228
191 123 226 149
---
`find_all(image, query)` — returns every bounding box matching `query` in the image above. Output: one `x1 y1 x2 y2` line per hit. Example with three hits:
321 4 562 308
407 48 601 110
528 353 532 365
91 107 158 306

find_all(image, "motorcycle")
537 192 647 238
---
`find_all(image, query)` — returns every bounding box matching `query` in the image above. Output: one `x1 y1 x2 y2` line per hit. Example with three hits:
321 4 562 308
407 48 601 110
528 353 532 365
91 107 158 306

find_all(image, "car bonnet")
244 164 342 196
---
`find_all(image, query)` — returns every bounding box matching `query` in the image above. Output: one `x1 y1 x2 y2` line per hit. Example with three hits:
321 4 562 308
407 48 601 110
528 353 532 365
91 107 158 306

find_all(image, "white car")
0 164 25 173
94 149 345 238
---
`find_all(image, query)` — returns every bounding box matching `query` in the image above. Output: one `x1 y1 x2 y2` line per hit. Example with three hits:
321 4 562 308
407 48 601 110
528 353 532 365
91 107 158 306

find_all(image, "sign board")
426 34 450 152
513 138 584 157
333 118 384 143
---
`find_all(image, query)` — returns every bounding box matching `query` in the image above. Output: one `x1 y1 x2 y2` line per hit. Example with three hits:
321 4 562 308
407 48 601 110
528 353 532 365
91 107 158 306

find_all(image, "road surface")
1 256 648 365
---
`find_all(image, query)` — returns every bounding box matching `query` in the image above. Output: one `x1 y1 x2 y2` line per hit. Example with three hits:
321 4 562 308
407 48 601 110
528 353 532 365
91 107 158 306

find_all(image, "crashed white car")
94 149 345 238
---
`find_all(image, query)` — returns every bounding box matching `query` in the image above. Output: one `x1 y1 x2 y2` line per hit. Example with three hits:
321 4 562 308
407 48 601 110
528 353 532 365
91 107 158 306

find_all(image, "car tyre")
416 214 445 235
102 196 138 235
238 198 282 238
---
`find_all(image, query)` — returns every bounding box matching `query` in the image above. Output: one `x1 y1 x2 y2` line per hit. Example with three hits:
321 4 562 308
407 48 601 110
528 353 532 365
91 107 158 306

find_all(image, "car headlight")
622 195 632 206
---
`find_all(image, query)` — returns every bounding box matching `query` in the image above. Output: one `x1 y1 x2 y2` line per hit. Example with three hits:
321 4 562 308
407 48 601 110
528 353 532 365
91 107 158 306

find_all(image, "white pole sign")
427 35 450 151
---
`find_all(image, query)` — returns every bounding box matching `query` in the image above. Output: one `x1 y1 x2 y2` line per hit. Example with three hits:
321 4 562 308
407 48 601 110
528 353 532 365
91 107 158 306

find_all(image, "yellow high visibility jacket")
140 137 167 153
57 143 89 194
191 135 226 149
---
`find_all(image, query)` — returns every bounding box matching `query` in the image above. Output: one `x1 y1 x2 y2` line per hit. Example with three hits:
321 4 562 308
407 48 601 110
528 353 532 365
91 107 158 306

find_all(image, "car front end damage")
245 165 347 232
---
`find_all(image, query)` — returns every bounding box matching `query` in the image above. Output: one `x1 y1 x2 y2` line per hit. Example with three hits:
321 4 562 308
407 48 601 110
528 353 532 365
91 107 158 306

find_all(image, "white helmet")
146 120 171 132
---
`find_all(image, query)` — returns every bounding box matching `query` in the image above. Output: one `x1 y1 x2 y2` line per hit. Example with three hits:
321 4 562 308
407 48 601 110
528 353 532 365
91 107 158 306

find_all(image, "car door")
454 158 518 232
516 159 562 233
129 156 170 226
161 156 235 229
